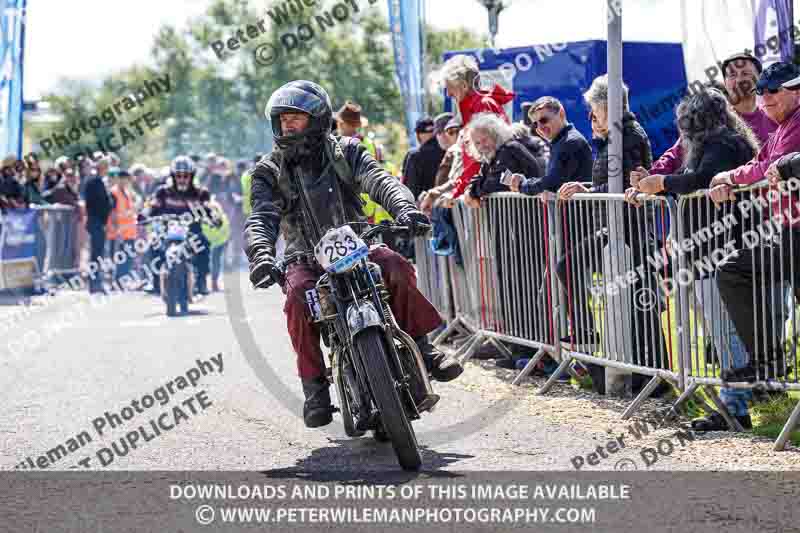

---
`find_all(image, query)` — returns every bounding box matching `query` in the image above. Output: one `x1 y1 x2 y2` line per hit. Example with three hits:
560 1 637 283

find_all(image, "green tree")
23 1 484 169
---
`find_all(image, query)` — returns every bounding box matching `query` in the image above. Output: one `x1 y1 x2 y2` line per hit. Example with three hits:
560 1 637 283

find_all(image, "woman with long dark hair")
628 87 759 196
626 87 762 432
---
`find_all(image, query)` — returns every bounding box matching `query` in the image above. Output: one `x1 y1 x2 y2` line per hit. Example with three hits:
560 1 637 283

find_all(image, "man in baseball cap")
721 52 762 78
718 52 776 144
433 112 454 135
705 60 800 437
402 115 445 203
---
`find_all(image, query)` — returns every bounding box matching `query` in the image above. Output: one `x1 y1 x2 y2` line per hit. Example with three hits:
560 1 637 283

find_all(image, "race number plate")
314 225 369 274
305 288 322 321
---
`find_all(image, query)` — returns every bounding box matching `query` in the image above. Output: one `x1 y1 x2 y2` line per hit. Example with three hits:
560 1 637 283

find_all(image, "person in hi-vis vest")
106 168 140 283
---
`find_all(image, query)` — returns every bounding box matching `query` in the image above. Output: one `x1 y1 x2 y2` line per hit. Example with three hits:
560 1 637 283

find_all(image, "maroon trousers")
282 246 442 380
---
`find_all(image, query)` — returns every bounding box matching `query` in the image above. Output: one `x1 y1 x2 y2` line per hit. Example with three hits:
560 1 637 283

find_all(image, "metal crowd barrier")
672 181 800 449
413 235 453 322
429 195 562 378
429 203 492 361
477 193 561 380
552 192 682 417
35 205 81 280
414 185 800 446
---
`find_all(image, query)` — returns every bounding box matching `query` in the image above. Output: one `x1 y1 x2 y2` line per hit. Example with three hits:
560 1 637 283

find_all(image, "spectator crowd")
0 150 254 295
2 50 800 434
406 52 800 434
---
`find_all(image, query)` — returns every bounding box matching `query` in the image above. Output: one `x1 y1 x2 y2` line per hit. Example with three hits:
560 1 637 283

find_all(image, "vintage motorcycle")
266 221 438 471
139 215 195 316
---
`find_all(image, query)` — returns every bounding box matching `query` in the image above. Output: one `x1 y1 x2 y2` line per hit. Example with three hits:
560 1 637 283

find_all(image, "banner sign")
388 0 425 149
1 207 37 260
753 0 794 65
0 208 38 290
0 0 27 157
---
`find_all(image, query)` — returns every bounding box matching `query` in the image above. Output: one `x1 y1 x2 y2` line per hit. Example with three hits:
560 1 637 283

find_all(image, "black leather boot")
414 336 463 381
301 376 335 428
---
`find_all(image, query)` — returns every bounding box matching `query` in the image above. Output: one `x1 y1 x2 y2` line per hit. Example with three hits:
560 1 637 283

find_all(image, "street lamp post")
477 0 511 48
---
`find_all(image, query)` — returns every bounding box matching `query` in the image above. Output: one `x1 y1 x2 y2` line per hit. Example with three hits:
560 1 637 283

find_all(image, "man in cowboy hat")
334 100 369 138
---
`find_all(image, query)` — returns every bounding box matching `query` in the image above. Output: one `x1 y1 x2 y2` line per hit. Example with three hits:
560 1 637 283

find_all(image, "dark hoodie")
591 111 652 193
662 130 755 194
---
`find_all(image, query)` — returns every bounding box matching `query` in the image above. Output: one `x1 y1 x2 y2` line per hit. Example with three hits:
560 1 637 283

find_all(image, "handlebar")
360 222 412 241
272 222 416 274
137 214 185 226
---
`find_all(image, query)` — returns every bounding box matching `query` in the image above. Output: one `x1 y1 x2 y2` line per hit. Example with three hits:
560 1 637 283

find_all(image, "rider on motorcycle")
245 80 464 429
141 155 217 295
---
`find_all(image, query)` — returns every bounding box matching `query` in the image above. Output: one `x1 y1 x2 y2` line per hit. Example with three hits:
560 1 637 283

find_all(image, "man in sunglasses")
508 96 593 196
708 61 800 388
708 61 800 201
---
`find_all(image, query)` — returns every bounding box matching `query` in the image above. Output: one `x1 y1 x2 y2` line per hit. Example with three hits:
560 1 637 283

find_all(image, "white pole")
605 0 630 396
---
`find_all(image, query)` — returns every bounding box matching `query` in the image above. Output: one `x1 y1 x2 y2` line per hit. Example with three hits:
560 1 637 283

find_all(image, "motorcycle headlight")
346 301 382 334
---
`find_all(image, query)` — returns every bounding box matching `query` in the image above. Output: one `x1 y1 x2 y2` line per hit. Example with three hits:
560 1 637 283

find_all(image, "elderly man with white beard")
462 112 544 208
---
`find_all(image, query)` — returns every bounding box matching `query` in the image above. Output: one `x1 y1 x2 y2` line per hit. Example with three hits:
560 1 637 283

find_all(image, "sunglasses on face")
754 81 783 95
531 115 552 129
445 128 460 136
174 173 192 179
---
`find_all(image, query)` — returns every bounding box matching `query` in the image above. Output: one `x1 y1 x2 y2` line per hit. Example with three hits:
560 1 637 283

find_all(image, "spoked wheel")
335 357 366 438
354 328 422 471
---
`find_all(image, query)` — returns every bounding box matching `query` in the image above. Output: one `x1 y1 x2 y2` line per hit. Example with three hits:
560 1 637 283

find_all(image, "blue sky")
23 0 684 100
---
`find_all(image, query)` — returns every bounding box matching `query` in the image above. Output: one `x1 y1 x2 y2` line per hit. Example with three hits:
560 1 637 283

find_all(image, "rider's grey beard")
176 183 189 192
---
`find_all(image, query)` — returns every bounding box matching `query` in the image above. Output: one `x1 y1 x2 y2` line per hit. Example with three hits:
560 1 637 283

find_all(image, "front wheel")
354 328 421 471
165 273 177 317
335 355 366 438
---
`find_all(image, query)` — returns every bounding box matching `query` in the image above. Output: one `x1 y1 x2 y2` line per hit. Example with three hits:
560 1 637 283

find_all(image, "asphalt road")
0 270 679 474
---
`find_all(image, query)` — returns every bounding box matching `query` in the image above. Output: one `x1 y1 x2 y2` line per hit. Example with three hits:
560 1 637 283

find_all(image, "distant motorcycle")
263 222 437 471
160 224 194 317
139 215 195 316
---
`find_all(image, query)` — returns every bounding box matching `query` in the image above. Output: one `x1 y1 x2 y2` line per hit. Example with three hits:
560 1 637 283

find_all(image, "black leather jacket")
244 134 416 264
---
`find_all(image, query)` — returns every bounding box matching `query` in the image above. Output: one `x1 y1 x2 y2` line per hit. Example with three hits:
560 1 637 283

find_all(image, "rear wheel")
355 328 421 471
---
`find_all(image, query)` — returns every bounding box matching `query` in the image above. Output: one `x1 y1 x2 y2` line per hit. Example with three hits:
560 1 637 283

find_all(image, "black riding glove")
250 257 282 289
397 210 431 237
